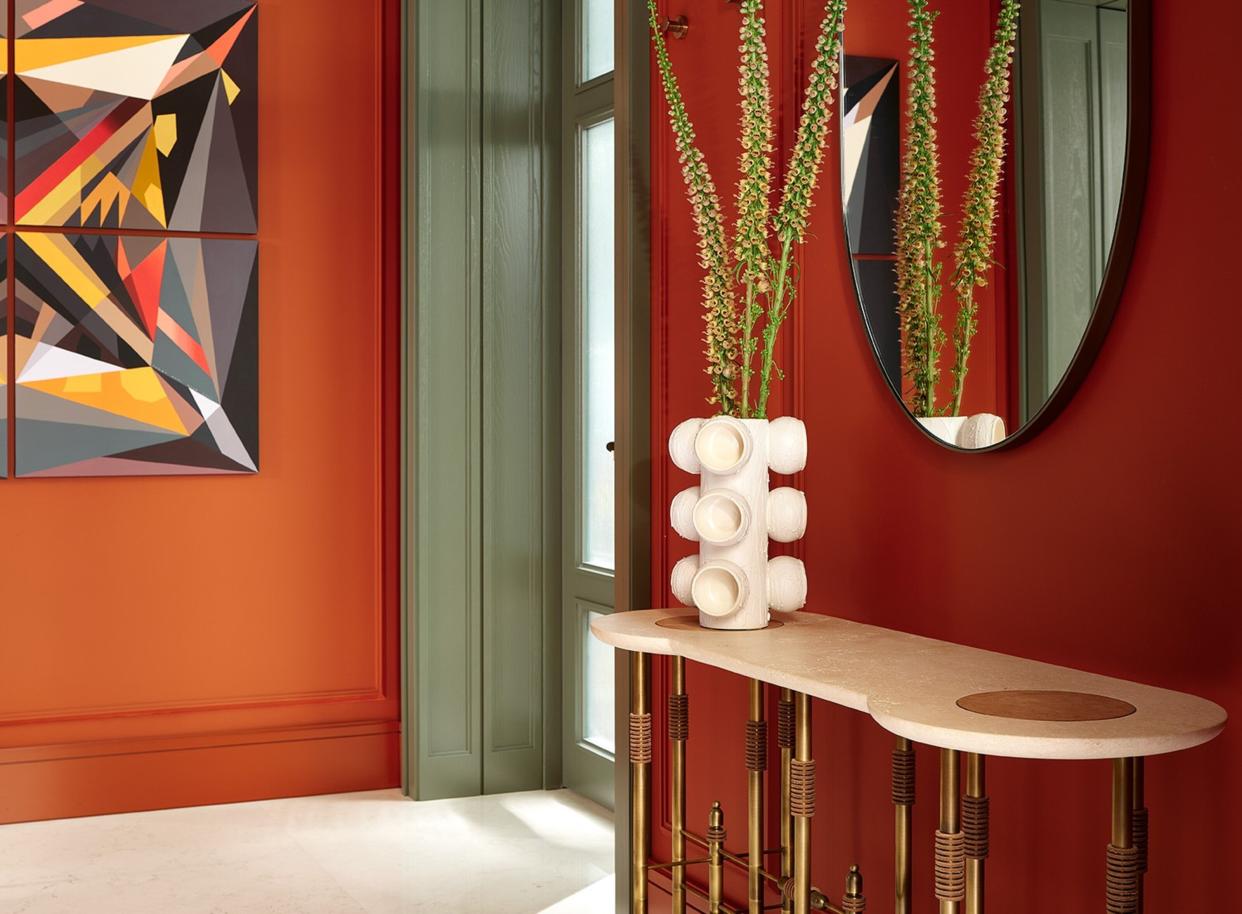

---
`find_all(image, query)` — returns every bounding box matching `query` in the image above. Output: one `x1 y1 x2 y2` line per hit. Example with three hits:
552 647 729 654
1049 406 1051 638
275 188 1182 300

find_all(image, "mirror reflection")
841 0 1131 449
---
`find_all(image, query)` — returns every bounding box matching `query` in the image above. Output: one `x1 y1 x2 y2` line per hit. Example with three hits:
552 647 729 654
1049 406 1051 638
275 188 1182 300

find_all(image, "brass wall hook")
661 15 689 39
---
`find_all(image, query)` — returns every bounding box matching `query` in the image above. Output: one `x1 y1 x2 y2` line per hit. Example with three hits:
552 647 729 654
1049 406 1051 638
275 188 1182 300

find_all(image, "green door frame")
612 0 652 906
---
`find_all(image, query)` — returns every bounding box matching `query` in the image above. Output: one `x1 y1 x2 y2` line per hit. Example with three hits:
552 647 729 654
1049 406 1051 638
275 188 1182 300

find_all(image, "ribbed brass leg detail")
1132 759 1147 913
963 754 988 914
748 679 767 914
793 692 813 914
779 690 795 914
892 738 915 914
936 749 963 913
708 802 727 914
670 657 688 914
841 865 867 913
630 652 651 914
1107 759 1139 914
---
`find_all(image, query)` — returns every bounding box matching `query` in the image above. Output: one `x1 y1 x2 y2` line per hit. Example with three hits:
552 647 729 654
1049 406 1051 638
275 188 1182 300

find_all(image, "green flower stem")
922 238 938 416
755 237 794 419
740 281 755 417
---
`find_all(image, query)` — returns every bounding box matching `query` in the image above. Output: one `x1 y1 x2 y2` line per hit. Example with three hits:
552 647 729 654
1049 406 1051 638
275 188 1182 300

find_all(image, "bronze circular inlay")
656 614 784 632
956 690 1137 722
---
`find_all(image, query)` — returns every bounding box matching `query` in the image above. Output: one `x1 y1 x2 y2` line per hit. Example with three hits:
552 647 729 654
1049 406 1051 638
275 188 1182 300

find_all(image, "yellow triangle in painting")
221 70 241 105
22 367 188 435
154 113 178 155
134 132 166 227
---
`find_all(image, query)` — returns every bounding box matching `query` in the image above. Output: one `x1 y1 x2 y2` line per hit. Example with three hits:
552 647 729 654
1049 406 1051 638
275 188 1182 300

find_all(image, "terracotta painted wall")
647 2 1240 911
0 0 402 823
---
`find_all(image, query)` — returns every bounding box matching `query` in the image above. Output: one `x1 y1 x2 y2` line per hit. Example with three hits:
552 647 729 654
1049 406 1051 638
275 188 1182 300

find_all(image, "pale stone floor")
0 789 615 913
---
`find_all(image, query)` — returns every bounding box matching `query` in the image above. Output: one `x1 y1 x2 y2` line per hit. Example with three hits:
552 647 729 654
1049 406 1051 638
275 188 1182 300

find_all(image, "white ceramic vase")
918 413 1007 449
668 416 809 630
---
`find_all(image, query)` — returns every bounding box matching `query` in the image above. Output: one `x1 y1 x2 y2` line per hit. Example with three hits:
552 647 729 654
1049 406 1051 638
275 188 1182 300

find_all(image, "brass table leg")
747 679 767 914
708 802 727 913
630 652 651 914
963 754 989 914
1133 758 1148 914
779 689 795 914
842 865 866 913
1107 758 1140 914
792 692 814 914
936 749 964 914
670 657 688 914
892 738 915 914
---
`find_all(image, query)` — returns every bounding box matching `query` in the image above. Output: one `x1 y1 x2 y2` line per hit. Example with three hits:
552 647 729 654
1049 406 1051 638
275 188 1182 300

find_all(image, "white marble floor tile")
0 789 614 914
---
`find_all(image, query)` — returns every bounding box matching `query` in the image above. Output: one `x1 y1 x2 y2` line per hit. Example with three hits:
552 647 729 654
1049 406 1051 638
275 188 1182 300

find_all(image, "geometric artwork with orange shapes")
14 0 257 232
14 232 258 475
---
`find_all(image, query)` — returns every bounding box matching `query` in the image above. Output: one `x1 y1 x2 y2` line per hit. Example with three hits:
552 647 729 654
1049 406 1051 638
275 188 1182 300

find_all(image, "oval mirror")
840 0 1149 450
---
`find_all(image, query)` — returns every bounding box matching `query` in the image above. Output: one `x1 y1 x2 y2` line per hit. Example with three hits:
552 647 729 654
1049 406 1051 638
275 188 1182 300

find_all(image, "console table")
591 609 1227 914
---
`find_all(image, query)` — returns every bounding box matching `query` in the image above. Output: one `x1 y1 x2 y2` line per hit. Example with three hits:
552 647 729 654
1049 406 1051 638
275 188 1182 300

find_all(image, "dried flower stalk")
894 0 946 417
648 0 846 418
648 0 741 415
734 0 775 417
949 0 1020 416
756 0 847 419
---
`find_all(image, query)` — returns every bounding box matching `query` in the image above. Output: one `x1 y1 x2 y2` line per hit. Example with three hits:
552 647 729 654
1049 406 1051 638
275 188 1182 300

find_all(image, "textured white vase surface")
668 416 809 630
918 413 1007 449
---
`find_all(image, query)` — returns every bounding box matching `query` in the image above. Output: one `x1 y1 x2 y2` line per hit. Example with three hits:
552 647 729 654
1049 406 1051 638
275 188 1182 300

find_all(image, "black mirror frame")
839 0 1152 453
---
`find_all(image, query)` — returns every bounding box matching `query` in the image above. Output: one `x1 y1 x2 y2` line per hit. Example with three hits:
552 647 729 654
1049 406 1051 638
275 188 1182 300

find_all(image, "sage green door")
561 0 618 811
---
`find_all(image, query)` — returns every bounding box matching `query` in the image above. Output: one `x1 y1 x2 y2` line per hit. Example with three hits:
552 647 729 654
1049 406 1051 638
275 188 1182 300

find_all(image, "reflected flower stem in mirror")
895 0 1020 418
950 0 1020 417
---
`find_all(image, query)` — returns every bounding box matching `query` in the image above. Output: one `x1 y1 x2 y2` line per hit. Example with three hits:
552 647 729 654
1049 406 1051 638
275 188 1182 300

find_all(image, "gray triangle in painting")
195 392 257 472
197 74 256 233
16 417 182 476
202 239 257 392
167 79 219 232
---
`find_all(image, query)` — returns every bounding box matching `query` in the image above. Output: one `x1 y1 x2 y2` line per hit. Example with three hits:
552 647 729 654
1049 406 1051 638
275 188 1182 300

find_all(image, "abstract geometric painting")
14 232 258 476
14 0 257 232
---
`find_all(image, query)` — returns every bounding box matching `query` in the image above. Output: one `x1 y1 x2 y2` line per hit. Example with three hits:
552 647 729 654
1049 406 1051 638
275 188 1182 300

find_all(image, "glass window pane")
582 0 614 82
581 117 615 571
583 610 615 754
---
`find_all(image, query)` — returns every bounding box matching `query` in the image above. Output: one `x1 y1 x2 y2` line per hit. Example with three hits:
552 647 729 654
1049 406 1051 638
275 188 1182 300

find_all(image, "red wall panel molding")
648 2 1241 911
0 0 402 823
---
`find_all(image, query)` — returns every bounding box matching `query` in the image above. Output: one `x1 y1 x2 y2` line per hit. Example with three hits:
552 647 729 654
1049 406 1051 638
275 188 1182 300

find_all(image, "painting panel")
13 0 258 232
14 231 258 476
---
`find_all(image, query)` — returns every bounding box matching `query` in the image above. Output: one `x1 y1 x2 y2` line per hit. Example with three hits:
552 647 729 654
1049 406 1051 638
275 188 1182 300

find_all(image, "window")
581 0 614 83
562 0 618 808
580 116 616 571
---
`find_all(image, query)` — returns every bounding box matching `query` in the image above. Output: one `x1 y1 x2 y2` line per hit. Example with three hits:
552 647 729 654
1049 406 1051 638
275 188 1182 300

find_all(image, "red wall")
648 2 1240 911
0 0 402 823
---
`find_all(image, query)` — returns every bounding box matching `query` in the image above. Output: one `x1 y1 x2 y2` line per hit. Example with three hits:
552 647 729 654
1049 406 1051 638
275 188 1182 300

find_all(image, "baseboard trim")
0 725 401 824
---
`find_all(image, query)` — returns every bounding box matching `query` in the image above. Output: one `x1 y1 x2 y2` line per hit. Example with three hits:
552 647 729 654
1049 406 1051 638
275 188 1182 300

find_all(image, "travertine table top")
591 609 1227 760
